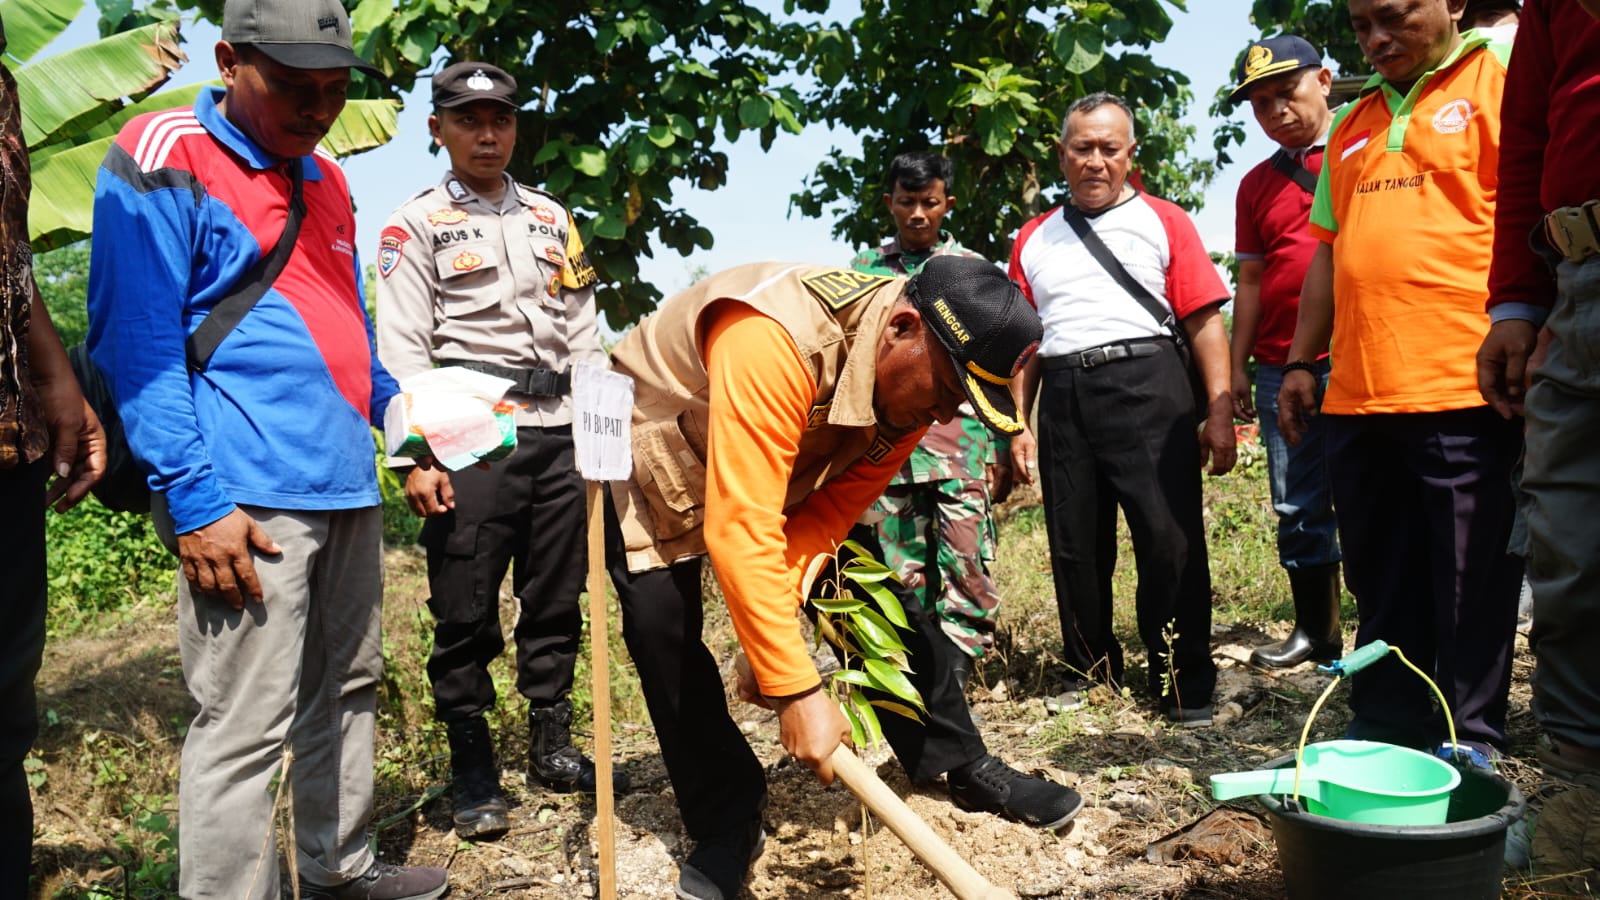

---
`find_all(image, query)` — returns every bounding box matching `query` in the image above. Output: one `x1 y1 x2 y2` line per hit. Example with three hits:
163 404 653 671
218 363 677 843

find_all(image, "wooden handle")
829 745 1017 900
586 482 616 900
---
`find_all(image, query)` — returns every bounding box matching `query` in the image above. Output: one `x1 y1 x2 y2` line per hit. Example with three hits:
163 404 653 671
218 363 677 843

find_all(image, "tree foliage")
164 0 808 328
780 0 1218 263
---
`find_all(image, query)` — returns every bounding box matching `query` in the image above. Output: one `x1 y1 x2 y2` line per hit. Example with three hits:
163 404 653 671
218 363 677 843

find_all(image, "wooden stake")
586 481 615 900
829 746 1017 900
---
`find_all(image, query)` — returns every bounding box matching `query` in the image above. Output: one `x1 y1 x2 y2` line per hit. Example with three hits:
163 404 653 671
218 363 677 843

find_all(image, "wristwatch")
1281 360 1318 377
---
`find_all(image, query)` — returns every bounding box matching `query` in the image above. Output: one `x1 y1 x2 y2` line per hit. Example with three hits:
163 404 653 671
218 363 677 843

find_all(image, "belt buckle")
1079 347 1108 368
1547 200 1600 263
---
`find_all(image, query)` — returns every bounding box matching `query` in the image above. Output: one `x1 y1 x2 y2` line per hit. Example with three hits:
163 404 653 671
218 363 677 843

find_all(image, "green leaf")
321 98 400 158
828 668 875 690
844 607 901 658
624 137 656 175
350 0 392 39
841 700 867 748
646 124 674 148
544 165 574 195
566 144 608 177
668 113 695 140
28 137 109 250
869 699 923 723
592 212 627 240
15 19 184 150
852 579 909 630
809 595 866 614
1 0 81 64
737 95 770 129
531 139 566 166
848 691 885 746
863 658 925 711
1053 23 1106 75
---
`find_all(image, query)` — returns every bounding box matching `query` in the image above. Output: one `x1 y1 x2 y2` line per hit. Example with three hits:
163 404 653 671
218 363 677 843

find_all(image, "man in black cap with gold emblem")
604 257 1084 899
376 60 621 842
1225 36 1344 671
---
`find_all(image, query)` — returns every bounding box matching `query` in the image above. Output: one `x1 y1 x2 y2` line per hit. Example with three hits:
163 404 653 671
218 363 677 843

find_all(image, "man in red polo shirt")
1227 35 1343 670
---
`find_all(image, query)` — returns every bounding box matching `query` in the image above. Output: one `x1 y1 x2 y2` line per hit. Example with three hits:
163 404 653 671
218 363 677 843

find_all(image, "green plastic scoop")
1211 739 1462 826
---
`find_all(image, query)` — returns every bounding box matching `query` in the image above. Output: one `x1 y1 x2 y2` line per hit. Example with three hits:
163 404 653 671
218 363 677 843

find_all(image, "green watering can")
1210 739 1461 826
1210 641 1470 827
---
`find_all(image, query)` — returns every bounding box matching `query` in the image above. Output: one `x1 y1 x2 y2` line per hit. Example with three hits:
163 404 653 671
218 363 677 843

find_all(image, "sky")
41 0 1304 305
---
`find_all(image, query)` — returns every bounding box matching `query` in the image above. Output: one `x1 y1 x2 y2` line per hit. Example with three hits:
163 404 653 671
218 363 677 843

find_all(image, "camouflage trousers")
871 476 1001 657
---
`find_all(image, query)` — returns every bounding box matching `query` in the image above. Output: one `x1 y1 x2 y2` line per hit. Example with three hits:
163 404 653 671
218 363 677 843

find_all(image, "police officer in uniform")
375 61 623 841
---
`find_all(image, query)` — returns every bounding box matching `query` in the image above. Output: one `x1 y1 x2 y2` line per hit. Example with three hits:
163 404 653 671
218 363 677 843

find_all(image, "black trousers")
424 425 587 721
604 497 986 841
0 460 47 894
1034 344 1217 708
1325 409 1523 752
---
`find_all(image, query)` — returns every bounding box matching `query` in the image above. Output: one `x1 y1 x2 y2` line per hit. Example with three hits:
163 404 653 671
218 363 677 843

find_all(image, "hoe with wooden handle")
829 745 1018 900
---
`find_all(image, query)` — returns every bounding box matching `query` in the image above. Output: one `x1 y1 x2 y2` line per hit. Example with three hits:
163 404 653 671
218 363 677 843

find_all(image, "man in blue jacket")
86 0 445 897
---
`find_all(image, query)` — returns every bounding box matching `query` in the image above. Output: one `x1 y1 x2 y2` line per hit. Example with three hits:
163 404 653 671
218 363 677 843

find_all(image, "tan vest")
609 262 911 572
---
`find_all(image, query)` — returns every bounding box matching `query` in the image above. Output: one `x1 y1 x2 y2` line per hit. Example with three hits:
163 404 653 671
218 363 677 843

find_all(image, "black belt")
1040 338 1167 370
437 359 571 397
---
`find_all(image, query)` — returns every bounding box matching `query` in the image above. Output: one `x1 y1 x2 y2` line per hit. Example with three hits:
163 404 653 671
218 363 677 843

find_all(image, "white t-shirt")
1008 192 1228 358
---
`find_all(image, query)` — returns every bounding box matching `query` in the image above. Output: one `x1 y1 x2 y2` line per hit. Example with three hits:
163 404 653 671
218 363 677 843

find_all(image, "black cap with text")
905 256 1042 437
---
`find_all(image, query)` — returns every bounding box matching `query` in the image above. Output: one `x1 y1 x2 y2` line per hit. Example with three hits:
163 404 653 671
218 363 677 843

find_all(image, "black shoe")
529 701 632 795
675 816 766 900
446 718 509 840
300 861 448 900
947 754 1084 829
1161 703 1213 728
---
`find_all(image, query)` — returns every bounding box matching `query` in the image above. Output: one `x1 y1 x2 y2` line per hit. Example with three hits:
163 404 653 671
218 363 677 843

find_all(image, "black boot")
528 700 631 795
1251 562 1343 669
446 717 510 840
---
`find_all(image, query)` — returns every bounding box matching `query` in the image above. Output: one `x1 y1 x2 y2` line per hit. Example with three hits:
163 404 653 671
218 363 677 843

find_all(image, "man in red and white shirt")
1008 92 1234 726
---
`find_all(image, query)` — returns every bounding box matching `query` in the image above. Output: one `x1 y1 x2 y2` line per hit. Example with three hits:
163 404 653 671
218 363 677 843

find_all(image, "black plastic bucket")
1255 753 1525 900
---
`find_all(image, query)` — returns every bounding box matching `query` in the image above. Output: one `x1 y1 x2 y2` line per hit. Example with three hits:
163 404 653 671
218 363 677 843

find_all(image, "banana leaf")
0 0 81 66
16 19 184 150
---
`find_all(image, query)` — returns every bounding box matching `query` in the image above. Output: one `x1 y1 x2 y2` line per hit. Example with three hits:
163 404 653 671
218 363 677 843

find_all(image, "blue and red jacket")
87 86 398 534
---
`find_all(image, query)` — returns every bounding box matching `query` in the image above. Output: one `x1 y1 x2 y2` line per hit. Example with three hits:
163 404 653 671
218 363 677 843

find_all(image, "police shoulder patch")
801 268 895 311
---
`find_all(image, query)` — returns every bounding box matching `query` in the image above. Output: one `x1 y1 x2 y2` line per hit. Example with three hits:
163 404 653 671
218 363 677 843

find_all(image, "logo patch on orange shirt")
428 208 469 226
1432 99 1473 135
452 250 484 272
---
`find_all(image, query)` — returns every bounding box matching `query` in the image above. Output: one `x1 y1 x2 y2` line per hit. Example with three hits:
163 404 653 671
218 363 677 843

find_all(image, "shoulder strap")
1060 204 1182 338
186 158 305 372
1269 149 1320 194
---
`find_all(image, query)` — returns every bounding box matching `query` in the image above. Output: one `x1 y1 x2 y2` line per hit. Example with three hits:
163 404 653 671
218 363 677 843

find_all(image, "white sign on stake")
572 362 636 482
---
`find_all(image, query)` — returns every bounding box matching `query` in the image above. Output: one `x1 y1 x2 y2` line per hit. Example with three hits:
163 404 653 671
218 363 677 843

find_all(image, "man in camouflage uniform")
375 62 622 842
849 151 1007 681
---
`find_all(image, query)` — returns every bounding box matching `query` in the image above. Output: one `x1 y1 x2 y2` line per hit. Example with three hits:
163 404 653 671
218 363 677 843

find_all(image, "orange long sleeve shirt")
700 302 921 698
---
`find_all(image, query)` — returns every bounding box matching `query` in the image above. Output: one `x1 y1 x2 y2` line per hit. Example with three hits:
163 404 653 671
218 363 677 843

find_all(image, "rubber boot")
529 700 631 795
1250 562 1343 669
446 717 510 840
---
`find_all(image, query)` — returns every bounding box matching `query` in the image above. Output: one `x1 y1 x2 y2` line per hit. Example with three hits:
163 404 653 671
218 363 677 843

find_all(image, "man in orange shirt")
1279 0 1520 761
605 257 1082 899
